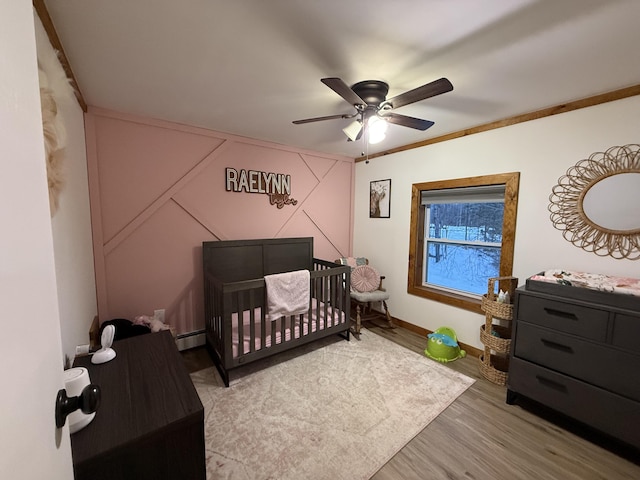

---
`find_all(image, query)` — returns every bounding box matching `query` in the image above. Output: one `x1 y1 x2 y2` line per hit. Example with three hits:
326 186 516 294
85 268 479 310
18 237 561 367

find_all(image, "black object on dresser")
72 331 205 480
507 280 640 451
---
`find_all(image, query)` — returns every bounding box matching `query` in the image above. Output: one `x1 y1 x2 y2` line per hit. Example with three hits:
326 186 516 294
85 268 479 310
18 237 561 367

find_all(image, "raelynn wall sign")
225 168 298 208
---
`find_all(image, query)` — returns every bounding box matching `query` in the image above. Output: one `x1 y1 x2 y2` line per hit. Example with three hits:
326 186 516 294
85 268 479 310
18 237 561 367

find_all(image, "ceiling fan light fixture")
367 116 388 144
368 131 386 144
342 119 362 142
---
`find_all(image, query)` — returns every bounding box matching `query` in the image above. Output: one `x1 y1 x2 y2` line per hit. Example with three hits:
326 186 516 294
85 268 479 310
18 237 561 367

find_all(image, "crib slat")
281 313 286 343
337 271 345 322
271 317 277 346
222 290 235 368
237 291 245 355
326 275 332 327
324 273 328 331
248 288 256 354
313 275 321 334
261 300 266 350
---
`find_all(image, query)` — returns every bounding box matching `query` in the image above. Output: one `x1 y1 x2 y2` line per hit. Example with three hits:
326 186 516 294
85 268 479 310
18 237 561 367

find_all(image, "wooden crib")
203 237 351 386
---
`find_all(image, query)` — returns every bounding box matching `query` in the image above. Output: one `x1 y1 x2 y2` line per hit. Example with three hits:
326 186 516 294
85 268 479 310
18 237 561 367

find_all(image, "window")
408 172 520 314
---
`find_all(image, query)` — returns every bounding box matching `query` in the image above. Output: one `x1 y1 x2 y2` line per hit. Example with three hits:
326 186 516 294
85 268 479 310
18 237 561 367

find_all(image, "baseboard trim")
176 319 483 357
175 330 206 351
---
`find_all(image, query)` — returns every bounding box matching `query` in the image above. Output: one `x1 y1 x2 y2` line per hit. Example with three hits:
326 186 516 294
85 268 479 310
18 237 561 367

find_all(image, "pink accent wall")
85 108 354 335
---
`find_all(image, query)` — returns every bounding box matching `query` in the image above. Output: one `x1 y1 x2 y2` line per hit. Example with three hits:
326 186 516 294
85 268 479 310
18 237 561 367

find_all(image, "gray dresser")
507 281 640 450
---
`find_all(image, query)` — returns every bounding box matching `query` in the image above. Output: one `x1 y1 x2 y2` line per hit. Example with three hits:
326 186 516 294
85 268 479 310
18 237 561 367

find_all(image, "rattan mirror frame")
548 144 640 260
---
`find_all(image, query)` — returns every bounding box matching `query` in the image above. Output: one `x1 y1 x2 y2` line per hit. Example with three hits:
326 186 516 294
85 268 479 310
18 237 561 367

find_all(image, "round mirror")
582 173 640 233
549 144 640 260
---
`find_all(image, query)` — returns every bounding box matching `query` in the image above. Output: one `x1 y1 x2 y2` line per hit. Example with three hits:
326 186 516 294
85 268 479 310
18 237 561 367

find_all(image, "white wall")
34 14 97 363
354 95 640 350
0 3 73 478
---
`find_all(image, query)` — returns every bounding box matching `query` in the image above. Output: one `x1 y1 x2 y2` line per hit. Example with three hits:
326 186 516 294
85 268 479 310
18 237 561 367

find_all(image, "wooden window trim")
407 172 520 314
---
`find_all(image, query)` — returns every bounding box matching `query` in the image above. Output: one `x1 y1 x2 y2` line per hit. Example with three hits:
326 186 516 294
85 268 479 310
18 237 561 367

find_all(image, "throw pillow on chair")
351 265 380 293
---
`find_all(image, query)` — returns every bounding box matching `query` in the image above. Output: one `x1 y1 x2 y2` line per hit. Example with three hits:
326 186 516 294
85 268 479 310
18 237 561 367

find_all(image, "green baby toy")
424 326 466 363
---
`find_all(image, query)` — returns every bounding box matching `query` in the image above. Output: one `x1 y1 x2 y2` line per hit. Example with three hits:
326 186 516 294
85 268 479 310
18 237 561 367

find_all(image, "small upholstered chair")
336 257 394 337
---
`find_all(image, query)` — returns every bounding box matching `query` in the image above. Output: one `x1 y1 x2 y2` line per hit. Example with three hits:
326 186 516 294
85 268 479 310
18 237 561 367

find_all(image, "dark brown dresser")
71 331 205 480
507 281 640 450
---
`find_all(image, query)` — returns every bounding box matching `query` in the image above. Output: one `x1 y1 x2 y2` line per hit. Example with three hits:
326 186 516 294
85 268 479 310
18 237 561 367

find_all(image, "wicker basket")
481 295 513 319
479 354 509 385
478 276 518 385
479 324 511 353
481 276 518 320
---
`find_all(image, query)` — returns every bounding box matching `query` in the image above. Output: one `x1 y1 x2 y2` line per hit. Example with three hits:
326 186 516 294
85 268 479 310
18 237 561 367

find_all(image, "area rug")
190 329 475 480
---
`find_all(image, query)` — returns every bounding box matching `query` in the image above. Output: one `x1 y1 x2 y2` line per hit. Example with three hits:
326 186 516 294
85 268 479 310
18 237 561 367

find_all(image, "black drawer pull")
540 338 574 353
536 375 568 393
543 307 578 321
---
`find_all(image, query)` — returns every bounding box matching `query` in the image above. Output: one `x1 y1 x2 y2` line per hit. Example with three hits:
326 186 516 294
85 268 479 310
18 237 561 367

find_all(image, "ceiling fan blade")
381 112 435 131
292 113 356 125
384 77 453 110
321 77 368 107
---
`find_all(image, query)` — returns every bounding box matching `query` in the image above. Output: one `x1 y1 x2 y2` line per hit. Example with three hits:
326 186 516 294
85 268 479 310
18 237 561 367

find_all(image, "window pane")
425 242 501 295
428 203 504 243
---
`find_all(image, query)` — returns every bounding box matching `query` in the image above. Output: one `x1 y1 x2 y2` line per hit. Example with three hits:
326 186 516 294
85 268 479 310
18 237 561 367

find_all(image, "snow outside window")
408 173 519 315
422 185 505 296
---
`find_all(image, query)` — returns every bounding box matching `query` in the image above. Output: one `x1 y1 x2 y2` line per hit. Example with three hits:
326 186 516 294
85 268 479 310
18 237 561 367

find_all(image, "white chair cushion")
351 290 390 303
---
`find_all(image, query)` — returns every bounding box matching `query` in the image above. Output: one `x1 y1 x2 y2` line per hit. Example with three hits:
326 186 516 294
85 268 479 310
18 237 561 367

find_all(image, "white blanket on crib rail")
264 269 310 321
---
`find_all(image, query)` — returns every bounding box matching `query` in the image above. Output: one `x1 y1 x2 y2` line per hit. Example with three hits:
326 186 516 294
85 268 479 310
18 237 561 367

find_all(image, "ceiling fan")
293 77 453 144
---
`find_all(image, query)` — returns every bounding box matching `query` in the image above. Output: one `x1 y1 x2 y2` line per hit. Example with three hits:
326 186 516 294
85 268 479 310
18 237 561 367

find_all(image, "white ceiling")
44 0 640 159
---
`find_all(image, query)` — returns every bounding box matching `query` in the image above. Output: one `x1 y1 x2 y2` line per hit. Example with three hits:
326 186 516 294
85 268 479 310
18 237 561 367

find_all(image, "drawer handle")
540 338 574 353
543 307 577 321
535 375 568 393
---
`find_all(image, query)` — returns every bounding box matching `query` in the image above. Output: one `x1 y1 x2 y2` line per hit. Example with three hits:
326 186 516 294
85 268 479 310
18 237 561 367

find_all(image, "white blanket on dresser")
264 269 310 321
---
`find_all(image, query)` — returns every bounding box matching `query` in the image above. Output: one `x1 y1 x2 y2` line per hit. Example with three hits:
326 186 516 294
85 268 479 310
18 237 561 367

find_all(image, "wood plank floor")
182 322 640 479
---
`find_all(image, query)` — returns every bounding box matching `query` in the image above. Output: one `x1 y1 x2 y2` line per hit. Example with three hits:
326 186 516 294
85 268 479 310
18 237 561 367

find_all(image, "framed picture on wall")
370 179 391 218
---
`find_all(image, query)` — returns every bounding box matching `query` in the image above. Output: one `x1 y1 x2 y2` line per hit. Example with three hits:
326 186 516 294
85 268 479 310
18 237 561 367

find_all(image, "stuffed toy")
100 318 150 341
134 315 175 336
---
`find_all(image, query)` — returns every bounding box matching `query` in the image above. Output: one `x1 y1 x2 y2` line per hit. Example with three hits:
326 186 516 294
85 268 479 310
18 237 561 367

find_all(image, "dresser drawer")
514 322 640 401
517 294 608 341
612 313 640 351
508 357 640 449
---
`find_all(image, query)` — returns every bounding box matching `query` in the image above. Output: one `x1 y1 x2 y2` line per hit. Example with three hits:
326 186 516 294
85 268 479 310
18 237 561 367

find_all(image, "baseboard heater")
175 330 206 351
